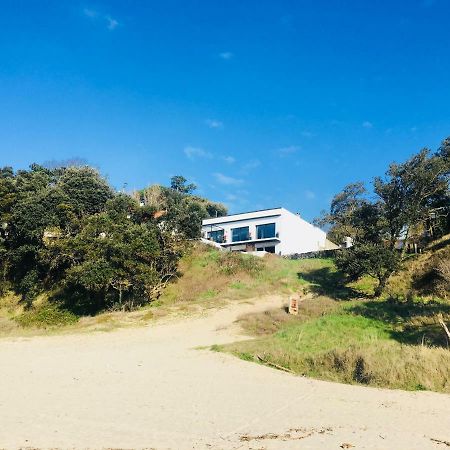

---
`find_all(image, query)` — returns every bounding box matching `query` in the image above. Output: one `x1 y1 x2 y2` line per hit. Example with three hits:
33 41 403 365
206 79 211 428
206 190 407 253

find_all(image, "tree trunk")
374 273 389 297
400 226 410 258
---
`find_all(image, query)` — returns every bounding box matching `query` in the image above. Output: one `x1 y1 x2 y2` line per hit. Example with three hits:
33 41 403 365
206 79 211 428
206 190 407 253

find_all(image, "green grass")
158 244 336 306
221 298 450 393
275 313 390 354
212 239 450 394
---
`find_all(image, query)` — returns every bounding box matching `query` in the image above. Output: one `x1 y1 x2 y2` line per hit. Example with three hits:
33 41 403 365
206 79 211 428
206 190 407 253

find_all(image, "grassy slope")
218 238 450 393
387 233 450 300
0 244 310 335
224 301 450 392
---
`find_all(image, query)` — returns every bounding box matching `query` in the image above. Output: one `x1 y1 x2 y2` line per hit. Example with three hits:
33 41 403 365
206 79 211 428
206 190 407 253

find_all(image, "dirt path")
1 296 449 449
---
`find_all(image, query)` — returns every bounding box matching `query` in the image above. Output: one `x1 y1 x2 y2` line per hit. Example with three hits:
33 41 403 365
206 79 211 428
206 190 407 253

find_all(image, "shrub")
218 252 263 276
435 257 450 298
15 303 79 328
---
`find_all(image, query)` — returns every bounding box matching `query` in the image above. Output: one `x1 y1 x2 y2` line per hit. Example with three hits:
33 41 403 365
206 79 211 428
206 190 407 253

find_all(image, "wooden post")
289 294 299 315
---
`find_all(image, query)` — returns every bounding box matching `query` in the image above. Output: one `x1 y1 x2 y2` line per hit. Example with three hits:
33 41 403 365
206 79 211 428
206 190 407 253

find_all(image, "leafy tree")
105 193 139 221
0 164 185 311
336 244 400 297
57 166 114 217
319 138 450 297
2 166 115 304
0 167 16 227
0 233 8 295
374 147 449 249
57 213 166 311
315 182 367 244
437 137 450 161
136 177 227 239
0 167 16 292
170 175 197 194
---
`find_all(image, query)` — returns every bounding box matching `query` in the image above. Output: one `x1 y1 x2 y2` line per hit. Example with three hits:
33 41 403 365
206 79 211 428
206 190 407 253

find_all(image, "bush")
285 249 340 260
218 252 263 276
15 303 79 328
435 257 450 298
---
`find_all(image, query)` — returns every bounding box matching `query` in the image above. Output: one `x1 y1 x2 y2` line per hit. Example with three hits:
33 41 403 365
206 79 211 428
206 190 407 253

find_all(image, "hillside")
0 244 314 335
387 233 450 300
213 238 450 393
1 240 449 393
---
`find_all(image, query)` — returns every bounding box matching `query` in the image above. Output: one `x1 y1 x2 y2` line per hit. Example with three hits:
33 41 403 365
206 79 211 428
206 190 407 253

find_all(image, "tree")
58 213 165 311
0 167 16 228
170 175 196 194
136 177 227 239
58 166 114 217
45 197 182 312
315 182 367 244
0 164 190 312
319 138 450 297
336 244 400 297
374 147 449 249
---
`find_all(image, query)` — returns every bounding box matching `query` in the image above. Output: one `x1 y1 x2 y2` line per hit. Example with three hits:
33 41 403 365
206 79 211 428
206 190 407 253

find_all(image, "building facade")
202 207 332 255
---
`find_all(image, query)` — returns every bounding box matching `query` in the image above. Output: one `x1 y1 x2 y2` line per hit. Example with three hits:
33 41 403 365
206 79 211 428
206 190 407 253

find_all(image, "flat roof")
202 207 285 226
210 207 283 219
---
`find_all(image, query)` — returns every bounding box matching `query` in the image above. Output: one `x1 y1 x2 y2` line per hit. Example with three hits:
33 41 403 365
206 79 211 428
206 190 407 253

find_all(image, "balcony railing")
204 232 280 244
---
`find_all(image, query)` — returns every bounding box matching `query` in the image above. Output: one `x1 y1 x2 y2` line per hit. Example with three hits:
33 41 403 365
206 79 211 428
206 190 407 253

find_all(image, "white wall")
277 209 327 254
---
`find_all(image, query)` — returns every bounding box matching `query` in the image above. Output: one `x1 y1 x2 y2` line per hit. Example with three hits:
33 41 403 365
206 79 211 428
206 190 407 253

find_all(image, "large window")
256 223 276 239
232 226 250 242
256 246 276 253
208 229 224 243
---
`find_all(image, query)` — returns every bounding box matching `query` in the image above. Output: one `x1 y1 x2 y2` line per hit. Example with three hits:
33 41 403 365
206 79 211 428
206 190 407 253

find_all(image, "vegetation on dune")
15 302 79 328
227 315 450 393
158 244 310 306
0 243 322 332
0 164 226 326
217 139 450 394
316 137 449 297
221 258 450 392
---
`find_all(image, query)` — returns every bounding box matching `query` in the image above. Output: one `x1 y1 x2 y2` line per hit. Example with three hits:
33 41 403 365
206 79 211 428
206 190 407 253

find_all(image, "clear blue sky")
1 1 449 221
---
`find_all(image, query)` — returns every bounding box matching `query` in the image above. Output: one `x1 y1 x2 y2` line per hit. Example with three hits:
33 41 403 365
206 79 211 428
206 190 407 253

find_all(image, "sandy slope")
1 296 449 450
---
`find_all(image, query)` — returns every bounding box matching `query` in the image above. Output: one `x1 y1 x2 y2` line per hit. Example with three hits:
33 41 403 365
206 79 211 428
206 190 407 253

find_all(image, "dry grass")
387 234 450 300
159 245 255 304
158 244 319 306
309 342 450 391
230 335 450 392
236 296 338 336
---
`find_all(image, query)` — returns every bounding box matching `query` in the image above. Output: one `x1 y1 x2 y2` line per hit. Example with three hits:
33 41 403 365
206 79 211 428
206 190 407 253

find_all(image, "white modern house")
202 207 336 256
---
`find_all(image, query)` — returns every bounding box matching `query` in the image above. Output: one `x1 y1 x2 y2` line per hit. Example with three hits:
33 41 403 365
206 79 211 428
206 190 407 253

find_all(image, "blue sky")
1 1 449 221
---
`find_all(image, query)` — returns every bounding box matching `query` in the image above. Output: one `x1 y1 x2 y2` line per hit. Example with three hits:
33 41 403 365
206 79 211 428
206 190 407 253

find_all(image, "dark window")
264 246 276 253
208 229 224 243
232 226 250 242
256 223 276 239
